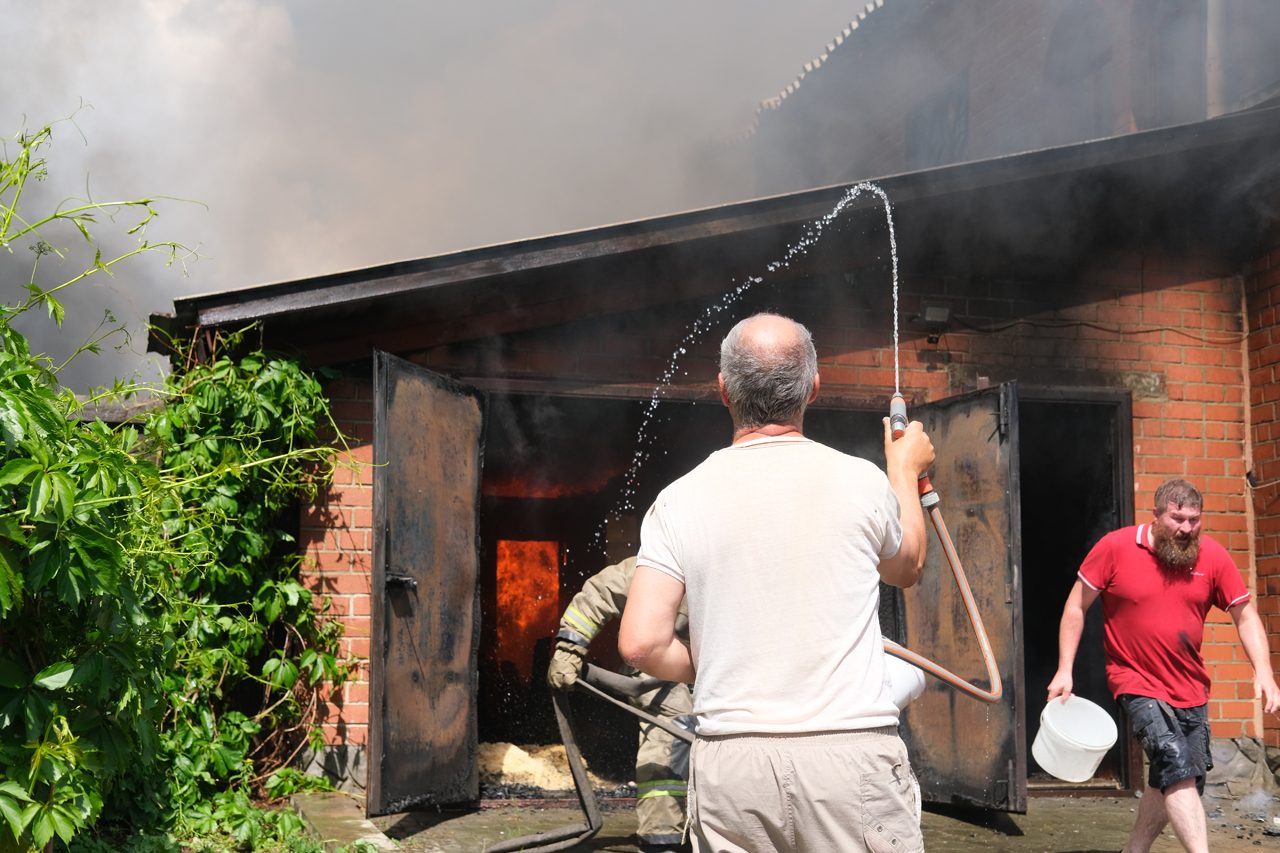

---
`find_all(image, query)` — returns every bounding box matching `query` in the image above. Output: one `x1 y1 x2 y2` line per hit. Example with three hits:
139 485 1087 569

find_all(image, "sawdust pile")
478 742 616 790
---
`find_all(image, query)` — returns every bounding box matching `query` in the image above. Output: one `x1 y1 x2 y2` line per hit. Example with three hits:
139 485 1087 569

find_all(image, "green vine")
0 118 357 853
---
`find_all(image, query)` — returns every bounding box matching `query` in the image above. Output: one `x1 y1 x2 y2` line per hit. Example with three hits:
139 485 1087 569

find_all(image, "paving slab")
298 790 1280 852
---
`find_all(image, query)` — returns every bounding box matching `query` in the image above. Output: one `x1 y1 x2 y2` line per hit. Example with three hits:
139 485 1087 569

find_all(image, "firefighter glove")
547 639 588 690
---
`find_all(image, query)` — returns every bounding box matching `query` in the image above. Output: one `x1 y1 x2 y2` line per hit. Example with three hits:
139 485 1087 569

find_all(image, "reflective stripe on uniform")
562 606 599 640
636 779 688 799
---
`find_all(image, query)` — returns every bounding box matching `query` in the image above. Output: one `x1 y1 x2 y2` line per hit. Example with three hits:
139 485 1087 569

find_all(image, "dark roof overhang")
150 105 1280 365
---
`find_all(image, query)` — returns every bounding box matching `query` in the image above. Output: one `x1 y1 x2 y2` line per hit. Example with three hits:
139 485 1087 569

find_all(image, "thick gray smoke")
2 0 858 392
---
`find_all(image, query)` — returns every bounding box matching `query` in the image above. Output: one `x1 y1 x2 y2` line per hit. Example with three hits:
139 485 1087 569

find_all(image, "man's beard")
1153 525 1200 572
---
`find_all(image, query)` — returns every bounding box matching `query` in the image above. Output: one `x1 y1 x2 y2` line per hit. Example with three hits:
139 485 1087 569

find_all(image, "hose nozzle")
889 392 935 500
889 393 908 440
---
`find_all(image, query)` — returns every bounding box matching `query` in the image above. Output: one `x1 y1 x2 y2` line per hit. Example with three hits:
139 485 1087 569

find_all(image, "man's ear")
718 373 730 408
808 372 821 404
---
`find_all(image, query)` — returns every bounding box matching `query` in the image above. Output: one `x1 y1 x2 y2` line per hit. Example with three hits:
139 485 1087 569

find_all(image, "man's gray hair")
719 313 818 431
1154 478 1202 513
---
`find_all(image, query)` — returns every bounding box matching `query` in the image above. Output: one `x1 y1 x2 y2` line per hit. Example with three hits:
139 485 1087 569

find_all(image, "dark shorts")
1118 694 1212 794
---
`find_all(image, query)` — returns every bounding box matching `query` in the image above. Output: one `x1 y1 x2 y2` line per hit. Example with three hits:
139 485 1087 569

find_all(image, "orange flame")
483 468 623 499
495 540 560 681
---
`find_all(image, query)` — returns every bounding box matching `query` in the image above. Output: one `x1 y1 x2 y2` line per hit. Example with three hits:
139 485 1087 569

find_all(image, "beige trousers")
688 728 922 853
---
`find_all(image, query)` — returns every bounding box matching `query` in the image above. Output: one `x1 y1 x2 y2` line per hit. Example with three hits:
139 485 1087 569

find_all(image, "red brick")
1217 701 1256 721
333 702 368 725
1204 404 1243 423
1138 456 1184 475
1186 458 1224 477
1211 717 1246 738
342 637 371 659
1205 440 1242 460
338 615 370 638
1160 291 1204 310
325 484 374 508
1184 347 1231 366
307 571 371 594
322 595 353 617
1181 384 1224 404
307 548 373 572
320 723 367 747
1096 341 1143 362
1202 642 1237 662
1159 401 1207 420
1214 663 1258 682
821 366 859 386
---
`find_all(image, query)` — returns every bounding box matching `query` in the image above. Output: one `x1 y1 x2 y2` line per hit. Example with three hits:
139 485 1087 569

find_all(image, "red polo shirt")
1078 524 1250 707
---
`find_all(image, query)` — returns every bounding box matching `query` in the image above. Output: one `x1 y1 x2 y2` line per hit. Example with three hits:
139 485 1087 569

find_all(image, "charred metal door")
897 383 1026 812
368 352 485 816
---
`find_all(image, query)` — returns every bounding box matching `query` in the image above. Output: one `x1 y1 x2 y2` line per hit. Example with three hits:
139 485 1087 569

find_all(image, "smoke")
1 0 859 392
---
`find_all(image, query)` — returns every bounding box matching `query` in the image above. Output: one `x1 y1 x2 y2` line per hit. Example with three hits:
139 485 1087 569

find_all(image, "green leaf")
48 470 75 522
0 793 29 843
0 515 27 544
48 803 78 843
0 782 32 803
0 796 23 840
26 472 51 518
45 294 65 327
0 390 28 449
30 807 54 848
0 457 40 486
0 543 22 616
33 660 74 690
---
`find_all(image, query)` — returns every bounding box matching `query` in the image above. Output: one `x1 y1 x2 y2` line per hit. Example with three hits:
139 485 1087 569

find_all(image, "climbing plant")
0 119 351 852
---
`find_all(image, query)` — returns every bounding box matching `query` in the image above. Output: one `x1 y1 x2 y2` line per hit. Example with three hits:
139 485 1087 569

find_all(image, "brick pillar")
1245 243 1280 752
299 373 376 790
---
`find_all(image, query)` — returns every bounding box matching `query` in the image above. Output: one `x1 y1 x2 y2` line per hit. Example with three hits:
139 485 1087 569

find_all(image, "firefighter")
547 556 692 853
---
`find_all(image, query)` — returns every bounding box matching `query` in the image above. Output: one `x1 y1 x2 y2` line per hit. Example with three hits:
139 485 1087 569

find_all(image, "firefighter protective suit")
547 557 692 852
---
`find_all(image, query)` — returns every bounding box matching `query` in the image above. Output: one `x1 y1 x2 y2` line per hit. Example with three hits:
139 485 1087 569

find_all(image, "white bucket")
884 654 926 710
1032 696 1118 783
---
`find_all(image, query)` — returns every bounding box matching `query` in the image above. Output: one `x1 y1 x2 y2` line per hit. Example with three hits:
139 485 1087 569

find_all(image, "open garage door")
368 352 486 816
898 383 1026 812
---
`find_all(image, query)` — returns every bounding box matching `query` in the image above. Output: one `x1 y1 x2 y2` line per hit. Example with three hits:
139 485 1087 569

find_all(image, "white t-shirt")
637 435 903 735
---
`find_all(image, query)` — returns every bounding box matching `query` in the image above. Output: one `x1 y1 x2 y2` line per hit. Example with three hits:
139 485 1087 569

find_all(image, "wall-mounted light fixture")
920 302 952 345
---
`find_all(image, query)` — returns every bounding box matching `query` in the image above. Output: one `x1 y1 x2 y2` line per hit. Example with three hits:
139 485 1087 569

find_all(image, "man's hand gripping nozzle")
890 392 938 507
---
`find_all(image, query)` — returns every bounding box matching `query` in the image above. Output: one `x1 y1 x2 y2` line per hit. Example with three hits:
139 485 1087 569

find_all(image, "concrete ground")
297 790 1280 852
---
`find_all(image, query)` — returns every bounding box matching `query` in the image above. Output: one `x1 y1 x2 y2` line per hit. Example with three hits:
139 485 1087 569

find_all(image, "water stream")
597 180 902 552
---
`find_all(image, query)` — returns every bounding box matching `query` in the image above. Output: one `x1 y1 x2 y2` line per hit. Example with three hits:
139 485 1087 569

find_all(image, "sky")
3 0 861 391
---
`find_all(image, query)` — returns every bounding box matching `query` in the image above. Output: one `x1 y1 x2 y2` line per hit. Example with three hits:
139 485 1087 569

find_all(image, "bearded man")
1048 478 1279 853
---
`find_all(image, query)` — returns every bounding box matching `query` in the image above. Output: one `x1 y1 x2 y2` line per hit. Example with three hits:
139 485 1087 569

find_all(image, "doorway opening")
476 392 886 781
1018 392 1135 792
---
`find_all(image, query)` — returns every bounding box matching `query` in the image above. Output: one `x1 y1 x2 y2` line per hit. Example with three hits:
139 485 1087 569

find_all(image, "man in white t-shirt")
619 312 935 853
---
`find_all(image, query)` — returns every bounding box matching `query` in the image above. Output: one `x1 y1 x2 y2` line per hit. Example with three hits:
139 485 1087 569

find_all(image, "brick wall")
1244 240 1280 750
300 373 376 750
867 251 1264 740
297 247 1277 752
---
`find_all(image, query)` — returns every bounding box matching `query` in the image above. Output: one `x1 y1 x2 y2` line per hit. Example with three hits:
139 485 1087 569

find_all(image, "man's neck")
732 422 804 445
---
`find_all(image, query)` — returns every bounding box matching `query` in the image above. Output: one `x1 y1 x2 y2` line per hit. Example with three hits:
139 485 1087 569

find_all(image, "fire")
495 540 560 681
483 469 623 499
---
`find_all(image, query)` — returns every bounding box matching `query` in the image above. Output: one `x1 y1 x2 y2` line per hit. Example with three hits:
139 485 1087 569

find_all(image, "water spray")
599 179 1004 705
